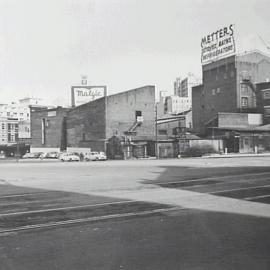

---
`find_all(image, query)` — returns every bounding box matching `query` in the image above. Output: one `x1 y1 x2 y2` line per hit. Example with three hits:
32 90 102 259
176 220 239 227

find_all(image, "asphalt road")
0 157 270 270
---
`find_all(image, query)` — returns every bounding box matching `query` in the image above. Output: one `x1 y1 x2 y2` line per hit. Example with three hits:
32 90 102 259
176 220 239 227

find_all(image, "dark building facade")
66 85 156 158
256 81 270 124
31 107 70 150
192 51 270 135
31 86 156 158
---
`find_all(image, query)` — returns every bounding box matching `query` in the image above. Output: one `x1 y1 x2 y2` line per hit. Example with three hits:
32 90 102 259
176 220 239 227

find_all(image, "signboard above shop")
71 86 107 107
201 24 236 65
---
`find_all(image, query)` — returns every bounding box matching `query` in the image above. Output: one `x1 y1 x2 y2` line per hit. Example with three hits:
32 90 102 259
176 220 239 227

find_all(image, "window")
135 110 143 122
241 84 249 95
241 97 248 108
2 124 4 129
135 111 142 117
216 88 221 94
244 137 249 145
158 130 167 135
212 89 216 95
263 90 270 99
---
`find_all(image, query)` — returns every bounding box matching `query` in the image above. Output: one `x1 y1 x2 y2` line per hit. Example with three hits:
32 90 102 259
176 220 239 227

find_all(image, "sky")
0 0 270 106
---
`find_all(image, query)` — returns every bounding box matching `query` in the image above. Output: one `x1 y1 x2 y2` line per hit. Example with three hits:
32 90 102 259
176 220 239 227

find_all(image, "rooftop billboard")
201 24 236 65
71 86 107 107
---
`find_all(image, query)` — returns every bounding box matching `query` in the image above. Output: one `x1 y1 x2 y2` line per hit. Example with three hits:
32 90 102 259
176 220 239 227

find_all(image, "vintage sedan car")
40 152 59 159
85 152 107 161
22 152 43 159
59 153 80 162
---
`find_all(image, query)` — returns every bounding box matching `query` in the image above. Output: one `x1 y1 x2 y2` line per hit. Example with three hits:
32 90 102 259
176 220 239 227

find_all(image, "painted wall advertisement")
71 86 107 107
201 24 235 65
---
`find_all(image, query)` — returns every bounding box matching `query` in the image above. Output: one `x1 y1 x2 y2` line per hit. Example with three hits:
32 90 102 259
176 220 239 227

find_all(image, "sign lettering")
201 24 235 65
71 86 107 107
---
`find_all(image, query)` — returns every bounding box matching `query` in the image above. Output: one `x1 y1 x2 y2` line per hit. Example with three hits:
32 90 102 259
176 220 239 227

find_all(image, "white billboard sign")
201 24 235 65
71 86 107 107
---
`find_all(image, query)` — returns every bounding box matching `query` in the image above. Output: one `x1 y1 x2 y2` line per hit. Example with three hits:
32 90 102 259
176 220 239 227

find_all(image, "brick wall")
106 86 156 139
192 84 205 134
31 107 69 148
66 97 106 151
65 86 156 152
236 52 270 109
202 55 237 122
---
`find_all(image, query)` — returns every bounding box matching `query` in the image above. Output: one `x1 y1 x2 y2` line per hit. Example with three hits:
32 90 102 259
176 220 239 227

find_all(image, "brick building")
192 51 270 135
31 107 70 151
30 86 156 158
66 85 156 158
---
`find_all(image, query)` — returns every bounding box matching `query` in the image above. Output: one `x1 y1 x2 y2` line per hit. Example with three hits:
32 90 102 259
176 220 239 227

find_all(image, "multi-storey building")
174 74 201 98
164 96 191 115
173 77 181 96
0 118 19 144
0 98 46 144
31 86 156 158
192 50 270 135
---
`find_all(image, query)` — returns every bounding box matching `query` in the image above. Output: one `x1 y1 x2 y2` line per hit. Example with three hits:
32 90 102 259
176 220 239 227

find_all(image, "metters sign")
201 24 235 65
71 86 107 107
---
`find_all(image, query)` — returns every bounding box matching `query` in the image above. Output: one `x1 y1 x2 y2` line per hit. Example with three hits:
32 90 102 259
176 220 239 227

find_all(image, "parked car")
97 151 107 161
85 151 107 161
22 152 43 159
59 153 80 162
40 152 59 159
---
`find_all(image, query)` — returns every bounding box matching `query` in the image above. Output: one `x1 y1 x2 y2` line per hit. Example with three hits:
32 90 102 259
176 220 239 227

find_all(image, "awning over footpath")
208 124 270 132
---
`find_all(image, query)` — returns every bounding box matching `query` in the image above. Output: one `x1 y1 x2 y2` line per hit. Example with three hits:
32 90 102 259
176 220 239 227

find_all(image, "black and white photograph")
0 0 270 269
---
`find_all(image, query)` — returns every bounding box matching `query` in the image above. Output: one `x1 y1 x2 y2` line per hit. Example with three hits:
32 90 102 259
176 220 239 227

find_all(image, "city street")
0 156 270 269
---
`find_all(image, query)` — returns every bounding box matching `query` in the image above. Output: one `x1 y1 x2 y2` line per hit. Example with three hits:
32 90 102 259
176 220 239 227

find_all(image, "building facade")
164 96 191 115
192 51 270 135
30 86 156 158
31 107 70 151
0 98 47 145
0 118 19 144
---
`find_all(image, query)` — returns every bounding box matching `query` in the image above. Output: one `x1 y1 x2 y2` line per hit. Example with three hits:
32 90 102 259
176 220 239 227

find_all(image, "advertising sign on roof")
71 86 107 107
201 24 235 65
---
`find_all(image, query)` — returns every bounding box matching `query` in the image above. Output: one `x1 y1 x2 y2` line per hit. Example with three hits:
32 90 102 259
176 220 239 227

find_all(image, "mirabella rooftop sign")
201 24 235 65
71 86 107 107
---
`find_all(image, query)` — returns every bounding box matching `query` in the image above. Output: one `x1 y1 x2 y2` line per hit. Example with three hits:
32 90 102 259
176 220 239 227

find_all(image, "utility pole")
155 104 158 159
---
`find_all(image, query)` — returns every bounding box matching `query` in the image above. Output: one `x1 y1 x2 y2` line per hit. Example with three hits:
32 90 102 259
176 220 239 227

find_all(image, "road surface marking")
245 194 270 200
0 206 183 234
0 191 58 199
210 185 270 194
155 171 270 186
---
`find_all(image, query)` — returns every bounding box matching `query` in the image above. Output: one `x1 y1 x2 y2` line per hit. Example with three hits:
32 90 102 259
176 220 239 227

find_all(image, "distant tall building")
174 77 181 96
0 98 47 144
164 96 191 115
174 73 201 98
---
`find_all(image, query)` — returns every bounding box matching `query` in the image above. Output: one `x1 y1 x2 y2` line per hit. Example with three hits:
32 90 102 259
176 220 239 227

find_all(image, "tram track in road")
1 170 270 235
155 171 270 188
0 194 179 234
155 171 270 204
0 206 183 235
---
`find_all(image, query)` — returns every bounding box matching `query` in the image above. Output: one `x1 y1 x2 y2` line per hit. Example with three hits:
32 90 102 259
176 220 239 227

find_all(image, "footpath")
204 152 270 158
